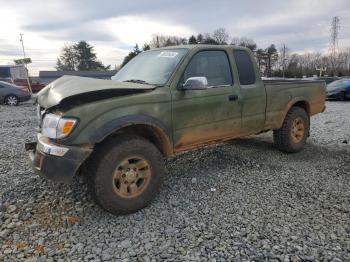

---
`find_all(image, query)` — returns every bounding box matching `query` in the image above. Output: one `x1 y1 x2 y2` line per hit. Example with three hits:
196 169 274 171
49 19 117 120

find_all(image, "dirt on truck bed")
0 101 349 261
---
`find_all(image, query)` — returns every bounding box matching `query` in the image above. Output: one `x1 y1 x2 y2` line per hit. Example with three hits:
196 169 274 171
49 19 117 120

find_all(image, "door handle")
228 94 238 101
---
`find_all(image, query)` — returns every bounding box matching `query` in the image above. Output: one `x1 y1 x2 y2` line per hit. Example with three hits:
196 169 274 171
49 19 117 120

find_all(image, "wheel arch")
90 114 173 157
277 98 310 128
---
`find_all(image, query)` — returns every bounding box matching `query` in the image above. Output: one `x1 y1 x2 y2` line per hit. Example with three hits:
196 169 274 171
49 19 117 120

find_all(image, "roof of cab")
150 44 250 52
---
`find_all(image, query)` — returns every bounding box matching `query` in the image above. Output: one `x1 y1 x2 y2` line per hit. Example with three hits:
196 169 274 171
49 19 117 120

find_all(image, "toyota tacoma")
26 45 326 215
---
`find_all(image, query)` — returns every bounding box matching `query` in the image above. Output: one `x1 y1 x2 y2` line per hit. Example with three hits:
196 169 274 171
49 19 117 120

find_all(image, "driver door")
171 50 241 151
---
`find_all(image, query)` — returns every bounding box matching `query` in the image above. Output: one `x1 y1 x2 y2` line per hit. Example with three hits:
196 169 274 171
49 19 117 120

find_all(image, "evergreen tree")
56 41 110 71
74 41 109 71
121 44 142 67
188 35 197 44
197 34 203 44
142 43 151 51
265 44 278 77
56 45 77 71
255 48 266 73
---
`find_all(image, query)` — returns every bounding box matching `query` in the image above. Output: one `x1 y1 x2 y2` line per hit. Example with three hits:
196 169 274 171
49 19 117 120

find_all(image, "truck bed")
263 79 326 130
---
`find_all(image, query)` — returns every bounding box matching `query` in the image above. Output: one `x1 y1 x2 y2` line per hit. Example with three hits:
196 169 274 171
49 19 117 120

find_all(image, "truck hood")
36 75 156 109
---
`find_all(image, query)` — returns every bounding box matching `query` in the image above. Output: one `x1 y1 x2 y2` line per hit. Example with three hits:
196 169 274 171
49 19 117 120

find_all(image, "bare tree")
212 28 229 45
230 37 240 46
279 44 290 77
231 37 257 51
150 34 187 48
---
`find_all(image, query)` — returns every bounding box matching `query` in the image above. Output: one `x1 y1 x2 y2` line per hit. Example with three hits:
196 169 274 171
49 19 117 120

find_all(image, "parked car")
0 81 31 106
304 76 339 84
314 76 340 85
26 45 326 215
14 79 46 93
326 79 350 100
0 77 14 84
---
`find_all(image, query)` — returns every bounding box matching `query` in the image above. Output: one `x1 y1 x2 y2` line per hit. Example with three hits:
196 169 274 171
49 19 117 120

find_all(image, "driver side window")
183 50 233 86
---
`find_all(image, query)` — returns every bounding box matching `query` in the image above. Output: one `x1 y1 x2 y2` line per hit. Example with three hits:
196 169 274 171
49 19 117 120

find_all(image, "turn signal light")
60 120 76 136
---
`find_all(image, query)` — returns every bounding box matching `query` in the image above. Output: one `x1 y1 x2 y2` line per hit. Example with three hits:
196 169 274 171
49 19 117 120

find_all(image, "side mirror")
182 77 208 90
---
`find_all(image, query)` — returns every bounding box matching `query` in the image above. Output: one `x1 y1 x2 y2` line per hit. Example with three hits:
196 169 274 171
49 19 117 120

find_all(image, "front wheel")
5 95 19 106
273 107 310 153
87 135 165 215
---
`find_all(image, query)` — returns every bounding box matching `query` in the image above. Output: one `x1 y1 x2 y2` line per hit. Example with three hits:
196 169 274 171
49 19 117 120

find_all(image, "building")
0 65 27 83
39 70 118 84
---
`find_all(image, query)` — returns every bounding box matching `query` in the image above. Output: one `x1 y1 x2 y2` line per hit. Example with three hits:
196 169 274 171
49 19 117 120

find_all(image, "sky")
0 0 349 75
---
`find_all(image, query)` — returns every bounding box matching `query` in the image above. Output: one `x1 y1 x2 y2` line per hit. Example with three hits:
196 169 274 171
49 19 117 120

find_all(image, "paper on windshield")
158 51 178 58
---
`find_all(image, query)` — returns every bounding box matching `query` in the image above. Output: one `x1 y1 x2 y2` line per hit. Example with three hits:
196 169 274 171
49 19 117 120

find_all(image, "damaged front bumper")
25 134 93 183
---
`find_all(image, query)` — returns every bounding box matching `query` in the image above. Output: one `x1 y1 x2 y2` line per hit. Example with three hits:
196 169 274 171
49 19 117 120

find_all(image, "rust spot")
175 129 241 153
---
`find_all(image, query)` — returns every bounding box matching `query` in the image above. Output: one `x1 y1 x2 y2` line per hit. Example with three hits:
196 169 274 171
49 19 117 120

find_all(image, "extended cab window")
183 50 232 86
234 50 256 85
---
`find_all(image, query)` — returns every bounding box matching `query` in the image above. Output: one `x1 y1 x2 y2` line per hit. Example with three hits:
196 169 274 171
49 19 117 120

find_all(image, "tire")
4 95 19 106
87 135 165 215
273 107 310 153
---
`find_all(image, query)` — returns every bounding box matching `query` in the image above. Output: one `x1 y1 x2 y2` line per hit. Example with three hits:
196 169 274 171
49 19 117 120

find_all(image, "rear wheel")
5 95 19 106
87 135 165 215
273 107 310 153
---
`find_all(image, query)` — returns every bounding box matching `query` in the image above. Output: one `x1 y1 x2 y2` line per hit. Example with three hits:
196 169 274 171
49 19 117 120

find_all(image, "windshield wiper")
123 79 151 85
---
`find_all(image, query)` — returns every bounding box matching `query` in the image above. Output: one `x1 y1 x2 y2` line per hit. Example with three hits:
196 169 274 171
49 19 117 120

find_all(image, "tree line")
273 47 350 77
120 28 281 77
56 28 350 77
122 28 350 77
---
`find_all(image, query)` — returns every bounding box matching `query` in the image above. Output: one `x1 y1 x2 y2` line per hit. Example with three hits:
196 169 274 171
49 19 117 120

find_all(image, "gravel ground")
0 101 349 261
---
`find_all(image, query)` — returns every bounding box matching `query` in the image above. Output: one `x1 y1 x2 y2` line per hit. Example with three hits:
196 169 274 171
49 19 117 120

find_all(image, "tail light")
19 87 30 93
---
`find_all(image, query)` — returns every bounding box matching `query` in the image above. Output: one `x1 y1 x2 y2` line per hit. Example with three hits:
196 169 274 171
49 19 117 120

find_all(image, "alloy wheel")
112 156 151 198
291 117 305 144
6 96 18 106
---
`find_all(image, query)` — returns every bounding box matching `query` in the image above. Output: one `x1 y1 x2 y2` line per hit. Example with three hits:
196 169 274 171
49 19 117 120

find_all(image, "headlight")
41 114 78 139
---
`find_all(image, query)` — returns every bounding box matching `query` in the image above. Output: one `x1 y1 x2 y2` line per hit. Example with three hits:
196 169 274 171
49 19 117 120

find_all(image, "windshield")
112 48 188 85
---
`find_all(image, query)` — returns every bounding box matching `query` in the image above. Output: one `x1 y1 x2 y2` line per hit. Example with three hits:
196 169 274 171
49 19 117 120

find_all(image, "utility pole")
282 43 286 78
329 16 340 76
20 33 33 94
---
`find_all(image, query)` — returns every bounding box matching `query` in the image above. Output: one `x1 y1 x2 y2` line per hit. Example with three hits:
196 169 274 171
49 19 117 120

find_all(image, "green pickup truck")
26 45 326 215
